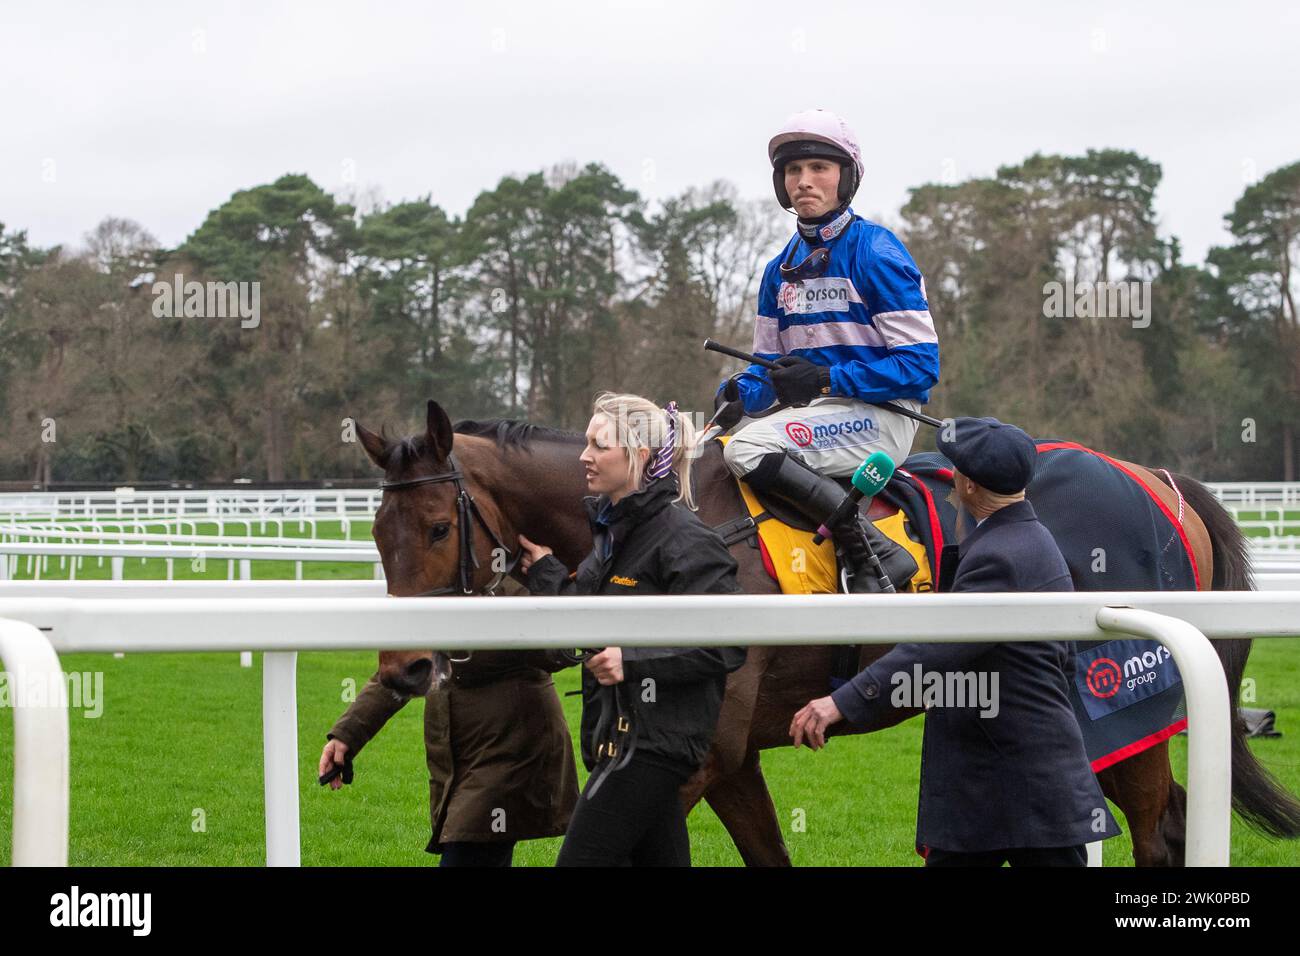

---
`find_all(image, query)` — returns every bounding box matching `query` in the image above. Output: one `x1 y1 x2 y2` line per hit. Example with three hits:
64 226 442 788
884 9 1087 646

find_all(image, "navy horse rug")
884 439 1198 770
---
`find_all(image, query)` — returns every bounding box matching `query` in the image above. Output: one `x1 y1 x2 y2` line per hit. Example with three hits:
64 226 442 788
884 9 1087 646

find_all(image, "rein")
379 452 520 598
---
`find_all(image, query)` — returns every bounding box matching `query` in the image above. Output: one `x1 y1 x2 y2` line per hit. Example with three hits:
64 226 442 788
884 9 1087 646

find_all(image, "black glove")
712 377 744 431
318 746 355 787
769 356 831 406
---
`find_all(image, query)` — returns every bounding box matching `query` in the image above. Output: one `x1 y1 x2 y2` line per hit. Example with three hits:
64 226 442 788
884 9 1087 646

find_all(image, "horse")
355 399 1300 866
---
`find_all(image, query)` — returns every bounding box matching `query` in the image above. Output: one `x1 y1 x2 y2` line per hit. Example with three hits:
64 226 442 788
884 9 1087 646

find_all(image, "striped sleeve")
859 235 937 350
823 230 939 404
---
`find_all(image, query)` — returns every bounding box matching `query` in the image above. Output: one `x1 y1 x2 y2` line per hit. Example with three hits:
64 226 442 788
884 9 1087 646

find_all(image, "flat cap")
936 417 1037 494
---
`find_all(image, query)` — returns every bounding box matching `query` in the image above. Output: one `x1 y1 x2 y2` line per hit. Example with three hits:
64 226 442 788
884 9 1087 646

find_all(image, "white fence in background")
0 488 382 522
0 542 383 582
4 590 1300 867
0 481 1294 517
1208 482 1300 510
0 514 363 540
1249 537 1300 553
0 524 375 550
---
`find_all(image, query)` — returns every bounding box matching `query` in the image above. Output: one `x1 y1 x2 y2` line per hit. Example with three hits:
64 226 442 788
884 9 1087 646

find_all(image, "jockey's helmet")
768 108 865 213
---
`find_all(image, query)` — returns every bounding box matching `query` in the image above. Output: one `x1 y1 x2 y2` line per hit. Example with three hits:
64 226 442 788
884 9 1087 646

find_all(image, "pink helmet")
767 108 865 211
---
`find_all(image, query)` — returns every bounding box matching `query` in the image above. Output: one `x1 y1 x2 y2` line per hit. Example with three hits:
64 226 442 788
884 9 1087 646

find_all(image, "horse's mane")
378 418 581 472
452 418 583 450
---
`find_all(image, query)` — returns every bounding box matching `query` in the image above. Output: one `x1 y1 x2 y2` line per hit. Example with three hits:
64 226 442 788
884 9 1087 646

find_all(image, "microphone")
812 451 896 545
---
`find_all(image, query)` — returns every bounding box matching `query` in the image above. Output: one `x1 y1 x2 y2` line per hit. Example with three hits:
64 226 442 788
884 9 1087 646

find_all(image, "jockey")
714 108 940 592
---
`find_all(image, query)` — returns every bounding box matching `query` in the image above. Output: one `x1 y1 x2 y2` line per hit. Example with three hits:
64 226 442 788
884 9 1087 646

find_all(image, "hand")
517 533 553 574
585 647 624 685
714 377 740 410
319 738 350 790
789 695 843 750
769 356 830 406
712 377 744 431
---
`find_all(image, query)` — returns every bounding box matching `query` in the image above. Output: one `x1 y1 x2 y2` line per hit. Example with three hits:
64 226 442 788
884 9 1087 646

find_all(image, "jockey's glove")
712 377 744 431
770 356 832 406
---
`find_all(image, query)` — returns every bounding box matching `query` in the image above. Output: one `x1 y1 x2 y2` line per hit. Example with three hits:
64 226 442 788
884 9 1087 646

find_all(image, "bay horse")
355 399 1300 866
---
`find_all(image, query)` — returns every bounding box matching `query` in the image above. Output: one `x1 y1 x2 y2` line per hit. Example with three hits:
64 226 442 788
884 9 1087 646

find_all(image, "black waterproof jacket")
526 476 747 777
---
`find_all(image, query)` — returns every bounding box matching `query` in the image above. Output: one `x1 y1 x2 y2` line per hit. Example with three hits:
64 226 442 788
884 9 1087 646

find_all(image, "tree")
466 164 639 427
1209 162 1300 479
179 175 358 480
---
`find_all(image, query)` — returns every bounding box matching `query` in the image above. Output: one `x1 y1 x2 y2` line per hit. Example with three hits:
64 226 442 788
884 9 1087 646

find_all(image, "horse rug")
892 441 1197 771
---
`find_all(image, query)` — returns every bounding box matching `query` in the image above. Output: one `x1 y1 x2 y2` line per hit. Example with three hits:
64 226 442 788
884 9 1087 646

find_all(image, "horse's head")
357 399 513 697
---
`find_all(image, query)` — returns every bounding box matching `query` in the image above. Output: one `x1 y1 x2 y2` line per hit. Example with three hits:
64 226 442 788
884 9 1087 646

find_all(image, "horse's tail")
1168 472 1300 839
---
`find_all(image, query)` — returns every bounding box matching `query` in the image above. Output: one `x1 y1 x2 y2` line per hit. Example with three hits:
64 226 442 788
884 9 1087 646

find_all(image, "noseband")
379 452 520 598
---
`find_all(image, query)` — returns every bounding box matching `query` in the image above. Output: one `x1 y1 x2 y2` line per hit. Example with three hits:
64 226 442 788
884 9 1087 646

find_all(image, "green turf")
2 515 1298 866
1 643 1297 866
1233 510 1300 521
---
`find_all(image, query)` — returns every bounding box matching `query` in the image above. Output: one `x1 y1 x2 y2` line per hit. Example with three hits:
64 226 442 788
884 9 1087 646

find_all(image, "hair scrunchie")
644 401 678 482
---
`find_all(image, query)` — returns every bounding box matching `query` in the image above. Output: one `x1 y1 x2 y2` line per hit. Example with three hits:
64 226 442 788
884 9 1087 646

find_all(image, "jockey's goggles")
779 245 831 282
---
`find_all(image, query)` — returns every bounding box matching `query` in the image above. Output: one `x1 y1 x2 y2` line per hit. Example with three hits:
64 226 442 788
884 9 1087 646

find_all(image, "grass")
1 643 1297 866
1 516 1298 866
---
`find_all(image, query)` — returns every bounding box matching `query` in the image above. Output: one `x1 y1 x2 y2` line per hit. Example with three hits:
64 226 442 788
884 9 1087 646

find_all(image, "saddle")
705 439 941 597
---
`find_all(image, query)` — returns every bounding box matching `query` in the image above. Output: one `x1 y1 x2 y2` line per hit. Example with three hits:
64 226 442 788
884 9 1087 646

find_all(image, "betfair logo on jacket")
778 277 861 315
609 575 639 588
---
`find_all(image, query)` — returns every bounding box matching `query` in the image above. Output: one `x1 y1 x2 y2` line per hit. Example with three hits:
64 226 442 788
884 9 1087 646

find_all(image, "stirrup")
835 519 917 594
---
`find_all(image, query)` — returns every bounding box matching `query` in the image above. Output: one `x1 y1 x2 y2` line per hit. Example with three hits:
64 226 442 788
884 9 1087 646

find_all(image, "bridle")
379 452 520 599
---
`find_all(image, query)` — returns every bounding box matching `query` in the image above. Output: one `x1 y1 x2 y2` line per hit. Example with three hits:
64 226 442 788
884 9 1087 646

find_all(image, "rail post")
0 618 69 865
1096 606 1233 866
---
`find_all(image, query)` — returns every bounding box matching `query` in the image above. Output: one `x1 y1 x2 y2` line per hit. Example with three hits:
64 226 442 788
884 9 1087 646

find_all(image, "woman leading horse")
519 392 747 866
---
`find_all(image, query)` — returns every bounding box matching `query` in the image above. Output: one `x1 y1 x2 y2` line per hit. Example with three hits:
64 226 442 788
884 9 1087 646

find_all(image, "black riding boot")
742 451 917 594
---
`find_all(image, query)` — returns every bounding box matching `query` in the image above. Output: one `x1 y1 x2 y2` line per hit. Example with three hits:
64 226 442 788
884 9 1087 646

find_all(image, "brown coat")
328 651 579 849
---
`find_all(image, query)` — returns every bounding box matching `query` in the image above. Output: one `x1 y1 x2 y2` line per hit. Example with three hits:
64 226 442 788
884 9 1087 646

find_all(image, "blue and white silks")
728 212 940 415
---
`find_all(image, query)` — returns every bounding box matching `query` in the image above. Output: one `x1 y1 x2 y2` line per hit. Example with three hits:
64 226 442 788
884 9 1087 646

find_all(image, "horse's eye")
429 522 451 544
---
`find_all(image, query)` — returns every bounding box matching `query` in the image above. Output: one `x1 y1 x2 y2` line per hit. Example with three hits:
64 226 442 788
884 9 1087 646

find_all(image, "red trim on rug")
899 469 946 588
1089 718 1188 772
1035 441 1201 590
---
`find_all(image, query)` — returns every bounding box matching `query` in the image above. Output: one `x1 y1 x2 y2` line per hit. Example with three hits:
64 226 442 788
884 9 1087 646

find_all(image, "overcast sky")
3 0 1296 266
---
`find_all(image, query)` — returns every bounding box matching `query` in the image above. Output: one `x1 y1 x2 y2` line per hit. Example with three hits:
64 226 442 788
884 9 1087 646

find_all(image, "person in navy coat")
789 417 1120 866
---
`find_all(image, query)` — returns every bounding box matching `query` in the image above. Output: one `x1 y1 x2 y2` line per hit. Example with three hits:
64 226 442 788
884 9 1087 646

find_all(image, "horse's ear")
355 420 387 469
426 400 454 463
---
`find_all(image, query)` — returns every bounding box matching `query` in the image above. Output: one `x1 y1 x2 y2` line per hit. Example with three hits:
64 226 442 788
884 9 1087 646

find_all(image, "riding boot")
742 451 917 594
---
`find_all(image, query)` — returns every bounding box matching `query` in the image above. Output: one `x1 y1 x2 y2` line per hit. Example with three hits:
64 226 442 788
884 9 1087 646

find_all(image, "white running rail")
4 590 1299 867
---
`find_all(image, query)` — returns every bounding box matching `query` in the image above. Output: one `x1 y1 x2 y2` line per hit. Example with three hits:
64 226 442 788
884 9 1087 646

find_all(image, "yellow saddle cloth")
721 439 932 595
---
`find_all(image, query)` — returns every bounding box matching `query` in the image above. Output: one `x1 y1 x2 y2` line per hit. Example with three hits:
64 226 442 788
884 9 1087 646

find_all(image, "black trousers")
555 758 691 867
925 844 1088 867
438 841 516 867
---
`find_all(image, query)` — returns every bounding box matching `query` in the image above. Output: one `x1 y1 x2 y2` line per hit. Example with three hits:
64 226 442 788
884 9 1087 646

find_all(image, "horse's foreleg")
700 748 792 867
1098 741 1184 867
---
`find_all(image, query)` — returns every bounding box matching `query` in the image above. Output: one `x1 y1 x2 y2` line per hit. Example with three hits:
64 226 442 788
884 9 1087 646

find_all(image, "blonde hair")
590 391 699 510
